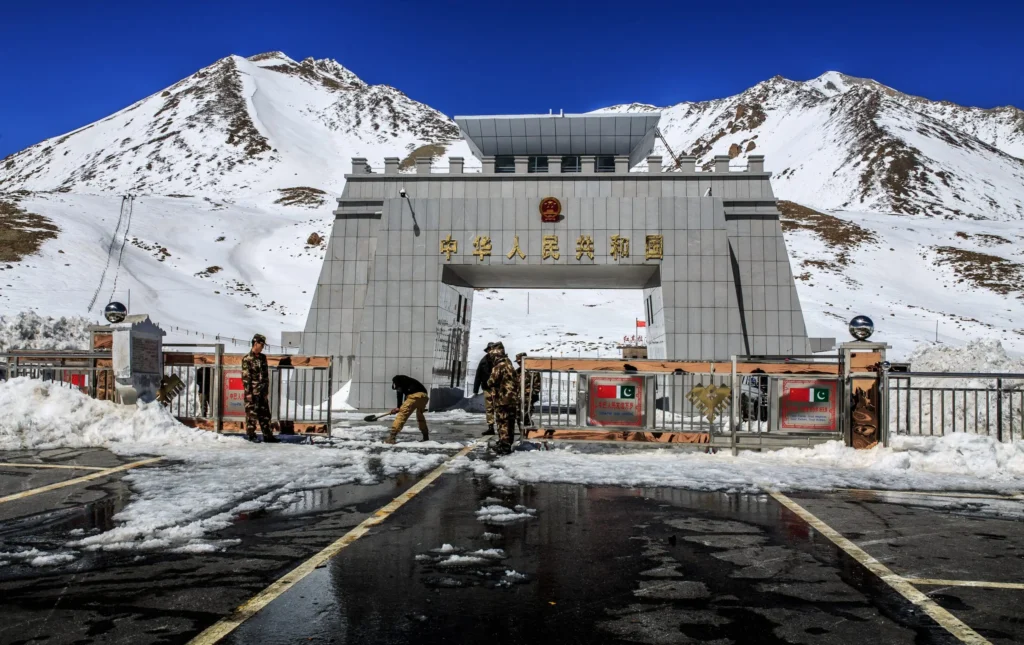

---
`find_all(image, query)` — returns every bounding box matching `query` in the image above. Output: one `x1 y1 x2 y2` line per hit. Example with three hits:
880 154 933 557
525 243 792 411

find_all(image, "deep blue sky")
1 0 1022 158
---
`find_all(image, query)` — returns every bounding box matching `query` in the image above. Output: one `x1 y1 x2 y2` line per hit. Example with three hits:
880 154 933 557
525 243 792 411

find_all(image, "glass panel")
495 156 516 173
528 156 548 173
561 155 581 173
595 155 616 172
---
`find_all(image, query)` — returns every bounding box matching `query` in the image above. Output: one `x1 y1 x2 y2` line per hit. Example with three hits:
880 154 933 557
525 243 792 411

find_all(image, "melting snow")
0 379 452 562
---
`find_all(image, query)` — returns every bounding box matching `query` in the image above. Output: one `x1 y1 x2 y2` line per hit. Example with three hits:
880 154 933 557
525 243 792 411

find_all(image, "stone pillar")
714 155 730 173
614 156 629 173
548 155 562 174
111 314 165 405
581 155 596 173
514 156 529 174
416 157 432 174
449 157 464 174
748 155 765 173
679 156 696 173
384 157 400 175
351 157 370 174
482 157 496 174
647 155 662 174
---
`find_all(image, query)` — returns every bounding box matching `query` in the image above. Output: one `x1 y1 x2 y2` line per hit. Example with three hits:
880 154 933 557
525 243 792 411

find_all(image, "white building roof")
454 113 661 164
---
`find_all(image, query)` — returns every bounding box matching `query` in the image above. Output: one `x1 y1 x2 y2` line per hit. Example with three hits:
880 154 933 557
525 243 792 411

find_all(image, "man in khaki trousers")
385 374 429 443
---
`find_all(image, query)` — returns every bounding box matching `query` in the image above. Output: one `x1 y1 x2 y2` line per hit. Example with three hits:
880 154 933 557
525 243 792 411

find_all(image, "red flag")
229 378 244 390
636 320 646 328
596 385 618 399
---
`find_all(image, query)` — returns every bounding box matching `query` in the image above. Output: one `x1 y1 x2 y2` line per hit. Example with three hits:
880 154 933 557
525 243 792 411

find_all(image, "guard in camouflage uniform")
485 342 518 454
515 353 541 427
242 334 278 443
474 342 496 436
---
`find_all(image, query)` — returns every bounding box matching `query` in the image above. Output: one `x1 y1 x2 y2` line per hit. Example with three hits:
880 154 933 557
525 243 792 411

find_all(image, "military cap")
515 352 526 361
252 333 267 344
485 341 496 351
490 341 505 352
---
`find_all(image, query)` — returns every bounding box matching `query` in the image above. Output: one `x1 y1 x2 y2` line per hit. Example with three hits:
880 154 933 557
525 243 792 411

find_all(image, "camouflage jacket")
515 368 542 397
241 351 269 399
486 355 519 407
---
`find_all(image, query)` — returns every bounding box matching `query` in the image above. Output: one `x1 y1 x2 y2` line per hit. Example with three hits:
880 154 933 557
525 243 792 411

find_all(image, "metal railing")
888 372 1024 442
650 371 731 435
163 344 333 433
0 351 117 402
533 371 580 429
521 354 845 451
0 347 332 435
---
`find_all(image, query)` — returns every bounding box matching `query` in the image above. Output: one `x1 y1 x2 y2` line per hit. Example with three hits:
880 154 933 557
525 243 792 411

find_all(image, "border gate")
519 341 889 453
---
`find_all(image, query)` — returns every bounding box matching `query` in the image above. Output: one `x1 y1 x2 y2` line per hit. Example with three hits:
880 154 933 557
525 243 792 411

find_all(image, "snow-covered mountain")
602 71 1024 219
0 52 467 197
1 55 1023 361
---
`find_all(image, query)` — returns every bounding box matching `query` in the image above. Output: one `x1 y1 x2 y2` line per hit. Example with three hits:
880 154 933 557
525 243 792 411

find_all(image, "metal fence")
0 351 117 402
521 355 845 451
162 345 333 433
0 346 332 435
888 372 1024 442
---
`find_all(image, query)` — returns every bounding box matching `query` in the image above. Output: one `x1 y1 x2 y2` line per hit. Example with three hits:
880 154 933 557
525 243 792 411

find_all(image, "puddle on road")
0 488 129 540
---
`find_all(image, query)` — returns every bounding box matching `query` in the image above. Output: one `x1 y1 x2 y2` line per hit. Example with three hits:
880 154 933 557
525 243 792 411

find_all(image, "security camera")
399 187 407 198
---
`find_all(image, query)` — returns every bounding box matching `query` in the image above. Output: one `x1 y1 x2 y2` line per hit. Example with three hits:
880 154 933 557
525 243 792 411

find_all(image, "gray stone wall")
299 162 814 409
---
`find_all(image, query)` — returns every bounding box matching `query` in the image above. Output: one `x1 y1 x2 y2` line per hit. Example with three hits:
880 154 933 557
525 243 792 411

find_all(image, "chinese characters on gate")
441 233 665 262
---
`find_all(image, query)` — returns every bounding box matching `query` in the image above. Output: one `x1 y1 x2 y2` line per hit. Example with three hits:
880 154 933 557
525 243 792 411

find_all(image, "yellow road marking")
0 458 164 505
770 491 991 645
841 488 1024 501
0 462 109 472
188 442 478 645
905 578 1024 591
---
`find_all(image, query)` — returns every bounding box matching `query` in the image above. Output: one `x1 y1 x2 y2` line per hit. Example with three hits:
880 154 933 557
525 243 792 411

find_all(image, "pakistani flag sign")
588 377 644 427
780 380 838 432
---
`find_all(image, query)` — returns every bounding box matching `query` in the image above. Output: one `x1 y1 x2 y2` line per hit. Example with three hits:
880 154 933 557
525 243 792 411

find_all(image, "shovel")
363 412 394 422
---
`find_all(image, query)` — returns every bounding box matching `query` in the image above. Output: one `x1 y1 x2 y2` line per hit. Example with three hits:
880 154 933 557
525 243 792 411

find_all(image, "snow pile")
449 456 519 487
0 548 78 568
436 554 490 567
330 381 355 411
0 311 94 352
0 379 453 560
484 435 1024 495
69 446 386 554
475 504 537 524
890 340 1024 435
909 339 1024 381
0 377 223 453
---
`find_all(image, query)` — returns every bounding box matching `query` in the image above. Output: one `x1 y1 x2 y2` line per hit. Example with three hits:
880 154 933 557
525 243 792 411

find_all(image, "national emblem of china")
539 197 562 223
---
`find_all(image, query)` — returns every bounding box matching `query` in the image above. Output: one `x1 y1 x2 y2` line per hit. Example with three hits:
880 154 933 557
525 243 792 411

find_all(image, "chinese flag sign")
636 319 646 328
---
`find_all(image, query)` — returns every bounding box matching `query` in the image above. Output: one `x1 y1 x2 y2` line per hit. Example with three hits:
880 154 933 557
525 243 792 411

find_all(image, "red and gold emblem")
539 197 562 223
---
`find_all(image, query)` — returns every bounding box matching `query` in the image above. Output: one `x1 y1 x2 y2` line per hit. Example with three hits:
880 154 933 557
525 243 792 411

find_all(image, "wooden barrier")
163 353 330 368
178 418 329 436
522 357 838 375
526 429 710 444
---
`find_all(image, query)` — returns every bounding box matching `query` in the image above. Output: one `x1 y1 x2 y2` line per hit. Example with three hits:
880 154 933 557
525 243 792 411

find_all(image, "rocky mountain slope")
0 52 464 197
0 56 1023 361
603 71 1024 220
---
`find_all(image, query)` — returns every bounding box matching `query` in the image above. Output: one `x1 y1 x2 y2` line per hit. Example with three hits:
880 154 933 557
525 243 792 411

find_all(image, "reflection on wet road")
226 473 964 645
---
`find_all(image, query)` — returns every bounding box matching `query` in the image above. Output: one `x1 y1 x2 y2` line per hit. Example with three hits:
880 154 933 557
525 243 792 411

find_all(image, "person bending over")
385 374 429 444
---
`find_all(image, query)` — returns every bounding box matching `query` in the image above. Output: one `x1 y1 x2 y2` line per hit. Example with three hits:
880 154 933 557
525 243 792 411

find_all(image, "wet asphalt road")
2 434 1023 644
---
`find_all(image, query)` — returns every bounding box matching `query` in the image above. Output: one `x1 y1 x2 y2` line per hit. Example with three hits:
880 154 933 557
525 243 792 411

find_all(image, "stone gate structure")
286 113 829 409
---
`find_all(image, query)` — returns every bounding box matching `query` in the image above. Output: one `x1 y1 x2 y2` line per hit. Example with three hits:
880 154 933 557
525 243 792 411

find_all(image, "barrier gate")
519 342 888 452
